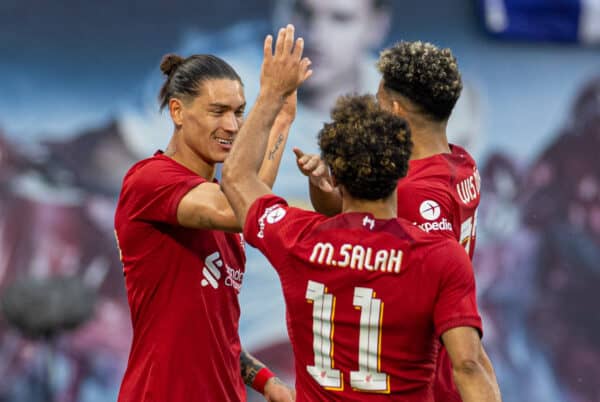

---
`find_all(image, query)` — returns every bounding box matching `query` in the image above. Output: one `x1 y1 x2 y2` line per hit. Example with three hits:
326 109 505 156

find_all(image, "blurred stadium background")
0 0 598 401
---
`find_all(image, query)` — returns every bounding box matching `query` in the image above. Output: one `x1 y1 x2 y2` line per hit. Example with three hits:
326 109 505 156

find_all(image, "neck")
341 190 397 220
406 116 451 160
164 130 216 180
300 69 360 113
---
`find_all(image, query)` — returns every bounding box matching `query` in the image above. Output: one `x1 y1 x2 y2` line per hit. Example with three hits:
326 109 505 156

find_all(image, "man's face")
180 79 245 164
290 0 379 87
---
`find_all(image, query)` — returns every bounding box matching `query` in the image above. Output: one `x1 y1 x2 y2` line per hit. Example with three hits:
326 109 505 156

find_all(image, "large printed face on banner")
287 0 388 88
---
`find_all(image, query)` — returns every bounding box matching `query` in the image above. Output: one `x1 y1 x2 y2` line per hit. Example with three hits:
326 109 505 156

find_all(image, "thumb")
292 147 304 159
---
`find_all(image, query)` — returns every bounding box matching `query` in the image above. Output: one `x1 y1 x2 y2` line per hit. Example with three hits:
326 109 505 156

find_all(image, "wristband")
252 367 276 394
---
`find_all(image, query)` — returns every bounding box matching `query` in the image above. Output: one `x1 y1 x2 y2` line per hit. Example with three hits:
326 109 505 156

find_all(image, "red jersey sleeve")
397 182 457 240
243 194 319 270
122 159 204 225
430 241 482 339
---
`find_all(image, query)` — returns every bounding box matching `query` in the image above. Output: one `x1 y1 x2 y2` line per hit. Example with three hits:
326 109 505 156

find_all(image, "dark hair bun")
160 54 185 76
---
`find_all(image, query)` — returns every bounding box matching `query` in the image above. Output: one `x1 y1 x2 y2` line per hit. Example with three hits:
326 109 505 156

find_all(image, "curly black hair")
318 94 412 200
377 41 462 121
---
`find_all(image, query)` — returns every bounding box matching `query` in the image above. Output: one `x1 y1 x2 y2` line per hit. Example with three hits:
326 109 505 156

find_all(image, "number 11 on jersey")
306 280 390 393
351 287 389 392
306 281 343 390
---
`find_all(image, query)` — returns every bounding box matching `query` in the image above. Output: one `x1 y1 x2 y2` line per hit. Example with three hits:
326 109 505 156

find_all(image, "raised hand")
293 147 334 192
260 24 312 100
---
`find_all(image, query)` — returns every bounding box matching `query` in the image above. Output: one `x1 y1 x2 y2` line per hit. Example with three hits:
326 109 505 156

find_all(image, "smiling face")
178 78 246 165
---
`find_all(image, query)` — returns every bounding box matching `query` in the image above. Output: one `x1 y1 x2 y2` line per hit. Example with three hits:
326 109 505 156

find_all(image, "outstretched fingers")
292 36 304 59
263 35 273 60
282 24 295 55
275 27 286 57
261 24 311 97
300 56 313 82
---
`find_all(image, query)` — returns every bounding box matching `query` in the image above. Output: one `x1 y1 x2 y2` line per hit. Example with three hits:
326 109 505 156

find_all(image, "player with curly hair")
295 40 499 402
221 87 500 401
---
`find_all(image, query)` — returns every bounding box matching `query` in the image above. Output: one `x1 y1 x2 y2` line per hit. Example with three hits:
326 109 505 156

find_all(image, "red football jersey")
397 144 481 401
114 152 246 402
244 194 482 402
397 144 480 260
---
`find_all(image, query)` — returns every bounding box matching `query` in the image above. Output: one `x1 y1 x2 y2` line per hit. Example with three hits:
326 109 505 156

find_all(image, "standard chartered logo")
200 251 244 291
201 251 222 289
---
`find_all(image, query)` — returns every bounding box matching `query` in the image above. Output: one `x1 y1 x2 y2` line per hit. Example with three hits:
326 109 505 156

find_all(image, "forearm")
453 362 502 402
309 180 342 216
240 348 285 395
257 117 291 188
225 92 284 183
240 349 269 386
222 92 284 225
479 347 502 400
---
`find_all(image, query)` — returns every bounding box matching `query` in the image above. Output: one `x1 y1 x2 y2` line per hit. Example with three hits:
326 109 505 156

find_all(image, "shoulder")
403 154 456 189
124 154 205 189
421 236 471 271
245 194 325 240
449 144 479 175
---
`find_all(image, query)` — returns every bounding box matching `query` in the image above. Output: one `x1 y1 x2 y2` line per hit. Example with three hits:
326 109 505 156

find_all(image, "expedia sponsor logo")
419 200 441 221
418 218 453 233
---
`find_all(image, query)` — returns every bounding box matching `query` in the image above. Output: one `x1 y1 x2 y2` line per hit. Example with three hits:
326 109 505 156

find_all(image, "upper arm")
176 181 241 232
432 242 481 338
243 194 316 270
221 169 273 229
397 183 456 239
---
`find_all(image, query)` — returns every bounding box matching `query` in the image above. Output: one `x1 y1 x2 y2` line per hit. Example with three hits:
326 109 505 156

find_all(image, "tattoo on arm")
268 133 285 161
240 350 266 386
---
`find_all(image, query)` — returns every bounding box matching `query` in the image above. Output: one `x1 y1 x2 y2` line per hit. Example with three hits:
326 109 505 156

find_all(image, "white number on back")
306 280 390 393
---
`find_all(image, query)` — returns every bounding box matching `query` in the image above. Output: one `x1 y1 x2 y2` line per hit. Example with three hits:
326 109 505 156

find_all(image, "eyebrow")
208 102 246 110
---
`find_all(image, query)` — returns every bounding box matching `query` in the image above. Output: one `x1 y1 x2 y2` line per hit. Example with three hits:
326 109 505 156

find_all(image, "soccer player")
220 31 501 400
113 26 306 402
295 41 489 401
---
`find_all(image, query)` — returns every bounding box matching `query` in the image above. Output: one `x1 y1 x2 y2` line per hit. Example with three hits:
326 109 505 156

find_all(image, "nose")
222 112 239 133
306 15 329 45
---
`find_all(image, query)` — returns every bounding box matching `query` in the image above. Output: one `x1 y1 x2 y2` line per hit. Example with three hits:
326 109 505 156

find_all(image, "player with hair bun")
114 26 306 402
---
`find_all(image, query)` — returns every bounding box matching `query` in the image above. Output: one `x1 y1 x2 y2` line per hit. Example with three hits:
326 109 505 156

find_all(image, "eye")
294 2 314 20
331 12 354 23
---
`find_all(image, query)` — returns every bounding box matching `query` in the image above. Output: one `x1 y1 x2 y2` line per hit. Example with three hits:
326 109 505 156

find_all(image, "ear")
169 98 184 127
392 99 406 117
365 9 391 48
